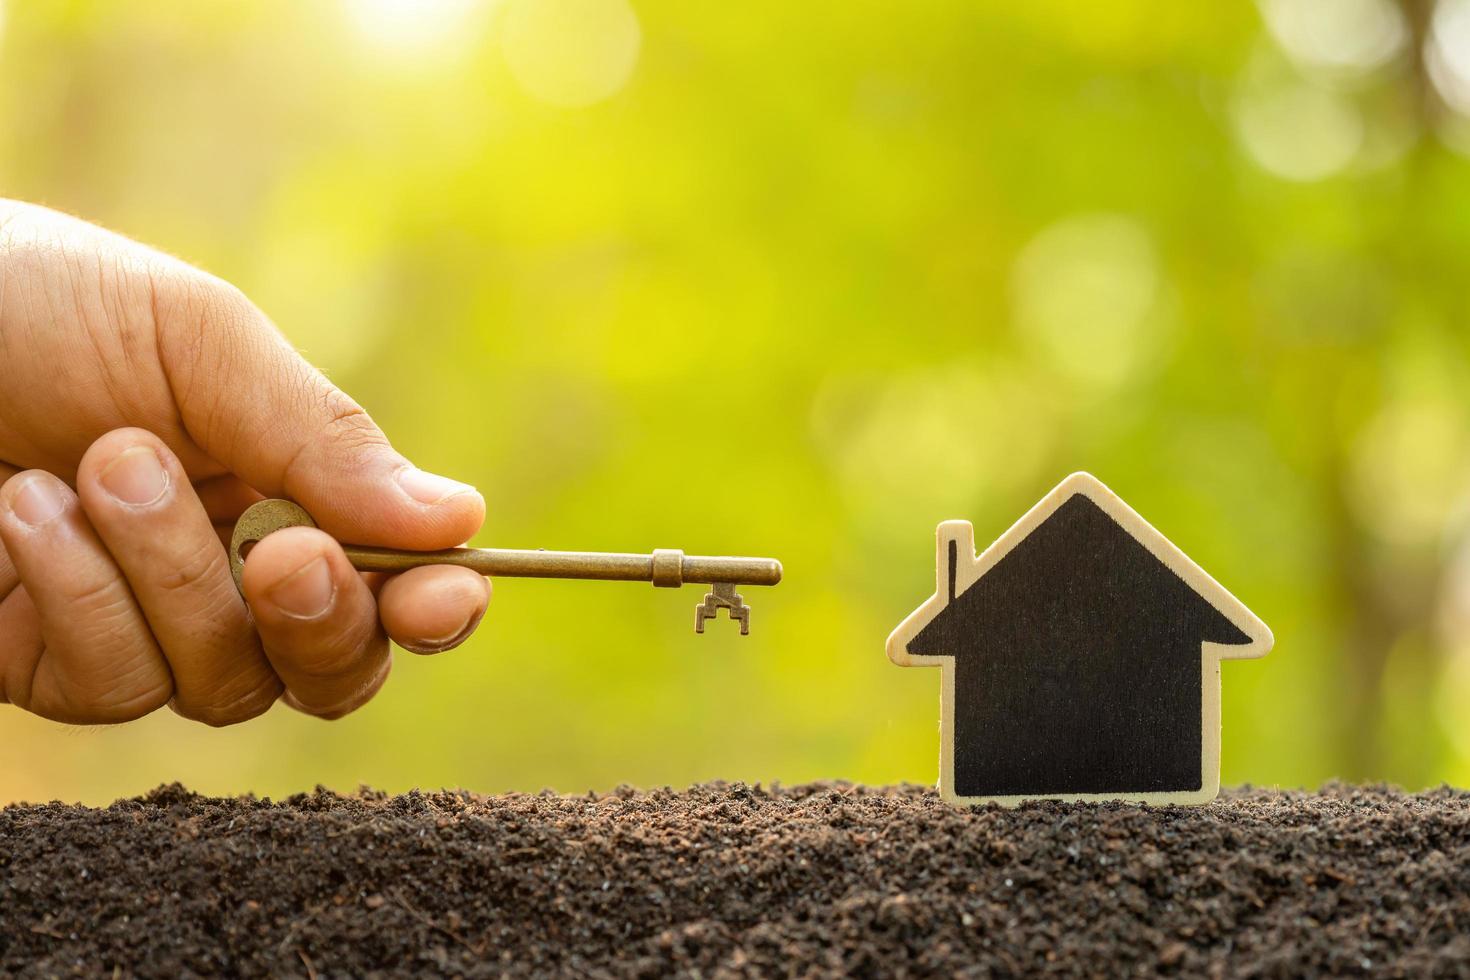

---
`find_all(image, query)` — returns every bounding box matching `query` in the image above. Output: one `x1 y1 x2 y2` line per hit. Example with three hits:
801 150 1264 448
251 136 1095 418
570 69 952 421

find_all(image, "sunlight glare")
344 0 485 62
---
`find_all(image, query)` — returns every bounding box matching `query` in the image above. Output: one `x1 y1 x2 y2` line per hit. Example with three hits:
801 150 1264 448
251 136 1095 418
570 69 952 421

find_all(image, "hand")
0 200 491 725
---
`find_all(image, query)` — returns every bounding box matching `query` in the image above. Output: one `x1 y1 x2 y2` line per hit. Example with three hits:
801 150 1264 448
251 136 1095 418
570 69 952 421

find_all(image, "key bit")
229 499 782 634
696 583 748 636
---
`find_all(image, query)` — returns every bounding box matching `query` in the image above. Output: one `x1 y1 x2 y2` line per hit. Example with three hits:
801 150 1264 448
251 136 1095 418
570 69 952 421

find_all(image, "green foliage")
2 0 1467 802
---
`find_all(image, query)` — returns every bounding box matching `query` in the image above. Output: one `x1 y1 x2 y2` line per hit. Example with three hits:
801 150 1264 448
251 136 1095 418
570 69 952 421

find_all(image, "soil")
1 782 1467 978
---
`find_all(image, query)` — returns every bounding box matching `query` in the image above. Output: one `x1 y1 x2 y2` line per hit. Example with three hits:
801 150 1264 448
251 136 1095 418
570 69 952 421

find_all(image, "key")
229 499 782 634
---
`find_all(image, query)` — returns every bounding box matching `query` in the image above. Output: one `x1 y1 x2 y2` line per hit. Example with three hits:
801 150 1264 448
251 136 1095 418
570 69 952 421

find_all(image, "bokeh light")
1234 74 1364 180
1012 214 1167 388
1350 397 1470 547
1259 0 1407 79
1429 0 1470 116
500 0 641 107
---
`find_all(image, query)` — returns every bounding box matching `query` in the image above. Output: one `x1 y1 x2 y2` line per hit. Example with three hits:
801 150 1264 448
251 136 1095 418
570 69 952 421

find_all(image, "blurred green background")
3 0 1470 804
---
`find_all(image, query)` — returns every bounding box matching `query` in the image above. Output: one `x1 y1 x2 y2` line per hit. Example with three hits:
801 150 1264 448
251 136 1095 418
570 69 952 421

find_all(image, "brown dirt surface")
1 782 1467 978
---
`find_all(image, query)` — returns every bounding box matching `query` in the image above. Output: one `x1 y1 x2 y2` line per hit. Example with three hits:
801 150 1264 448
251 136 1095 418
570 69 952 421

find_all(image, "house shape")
886 472 1272 806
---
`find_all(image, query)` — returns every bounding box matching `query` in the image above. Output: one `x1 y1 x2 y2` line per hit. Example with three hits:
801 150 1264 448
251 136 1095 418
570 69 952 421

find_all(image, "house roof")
887 472 1273 667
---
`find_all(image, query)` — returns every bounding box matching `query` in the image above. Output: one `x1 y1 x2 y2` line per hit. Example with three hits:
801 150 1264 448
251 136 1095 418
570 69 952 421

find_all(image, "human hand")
0 200 491 725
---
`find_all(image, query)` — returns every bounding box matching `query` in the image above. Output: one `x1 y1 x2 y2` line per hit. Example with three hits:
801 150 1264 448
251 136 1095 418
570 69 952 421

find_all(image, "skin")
0 199 492 726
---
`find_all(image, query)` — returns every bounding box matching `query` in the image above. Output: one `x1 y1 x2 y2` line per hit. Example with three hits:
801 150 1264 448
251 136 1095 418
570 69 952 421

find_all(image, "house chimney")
935 520 975 604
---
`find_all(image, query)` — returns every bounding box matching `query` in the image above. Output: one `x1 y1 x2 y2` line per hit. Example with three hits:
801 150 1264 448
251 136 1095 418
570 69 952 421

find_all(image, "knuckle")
155 539 229 596
62 575 137 626
62 655 173 724
10 566 172 722
318 399 381 456
88 680 173 723
166 267 258 335
286 657 390 720
173 677 282 727
162 625 279 727
325 397 376 439
279 390 382 492
285 628 380 682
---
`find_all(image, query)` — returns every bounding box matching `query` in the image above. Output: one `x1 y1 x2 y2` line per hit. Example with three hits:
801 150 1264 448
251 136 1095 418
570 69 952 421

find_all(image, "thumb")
156 274 484 550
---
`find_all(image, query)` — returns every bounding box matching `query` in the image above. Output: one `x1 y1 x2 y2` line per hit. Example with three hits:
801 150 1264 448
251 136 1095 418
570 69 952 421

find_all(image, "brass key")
229 499 782 634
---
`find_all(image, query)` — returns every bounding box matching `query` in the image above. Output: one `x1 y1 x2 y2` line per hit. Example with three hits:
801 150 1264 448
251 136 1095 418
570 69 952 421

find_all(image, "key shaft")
337 543 781 586
229 500 781 637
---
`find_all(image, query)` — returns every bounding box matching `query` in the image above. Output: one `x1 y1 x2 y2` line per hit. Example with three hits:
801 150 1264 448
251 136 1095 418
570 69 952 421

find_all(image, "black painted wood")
907 493 1251 797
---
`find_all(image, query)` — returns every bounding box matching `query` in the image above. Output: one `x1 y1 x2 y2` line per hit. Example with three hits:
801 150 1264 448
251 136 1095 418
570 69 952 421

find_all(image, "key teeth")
695 584 750 635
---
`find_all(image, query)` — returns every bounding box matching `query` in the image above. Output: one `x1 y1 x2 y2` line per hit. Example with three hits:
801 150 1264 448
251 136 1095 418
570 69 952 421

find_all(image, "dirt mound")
2 782 1467 977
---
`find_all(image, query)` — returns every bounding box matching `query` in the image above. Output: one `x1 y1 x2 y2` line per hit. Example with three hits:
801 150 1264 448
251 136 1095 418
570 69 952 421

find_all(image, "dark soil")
1 783 1467 978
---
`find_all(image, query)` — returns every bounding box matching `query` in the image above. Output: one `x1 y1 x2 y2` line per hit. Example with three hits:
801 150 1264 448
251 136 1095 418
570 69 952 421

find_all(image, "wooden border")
885 472 1273 807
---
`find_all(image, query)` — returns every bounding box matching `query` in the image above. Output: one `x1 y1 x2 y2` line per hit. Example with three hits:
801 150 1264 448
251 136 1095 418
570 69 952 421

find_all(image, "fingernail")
267 556 335 619
98 446 169 506
8 475 67 527
397 467 476 505
405 607 487 654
